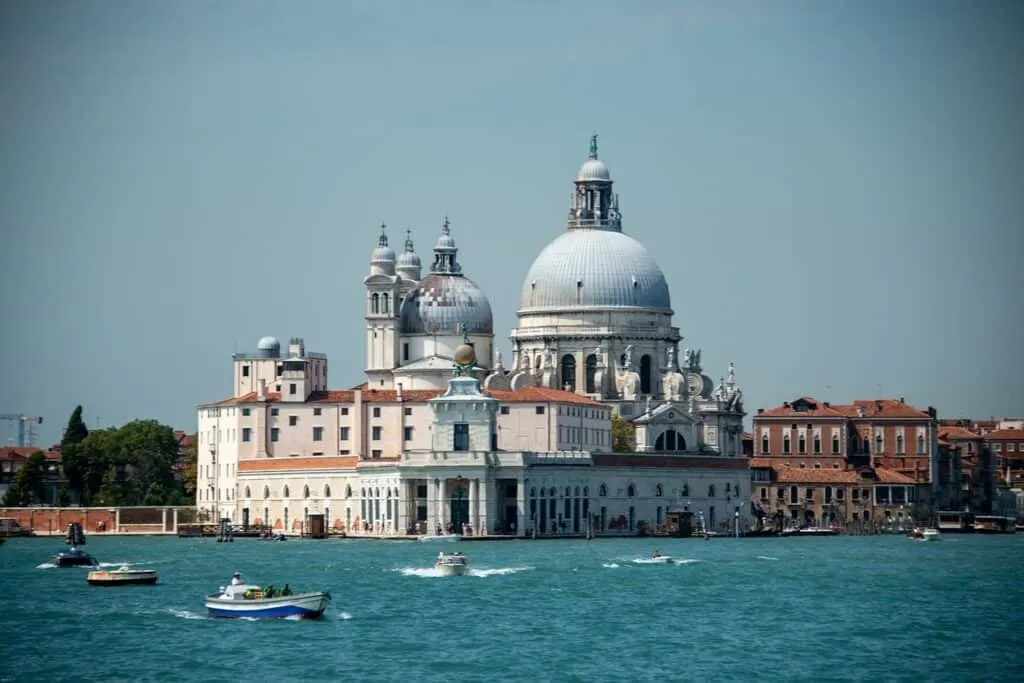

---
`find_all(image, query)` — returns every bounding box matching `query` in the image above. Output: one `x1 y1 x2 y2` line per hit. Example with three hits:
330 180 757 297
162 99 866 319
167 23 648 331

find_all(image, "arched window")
574 486 580 497
917 434 926 454
263 486 270 499
381 293 389 314
283 485 290 498
549 487 556 497
708 484 715 498
813 435 821 454
345 485 352 498
681 483 689 497
560 354 576 392
324 484 332 498
598 484 607 497
761 434 769 453
654 429 686 452
585 354 598 393
896 435 904 454
640 354 652 394
244 486 251 498
832 435 840 454
303 485 310 499
783 435 791 454
627 484 635 497
371 293 380 314
529 487 536 498
798 435 806 454
582 486 589 497
875 434 884 454
654 484 663 497
565 487 571 497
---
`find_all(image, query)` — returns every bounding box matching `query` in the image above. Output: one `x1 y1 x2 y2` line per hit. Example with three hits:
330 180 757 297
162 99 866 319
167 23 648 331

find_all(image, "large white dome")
518 229 672 312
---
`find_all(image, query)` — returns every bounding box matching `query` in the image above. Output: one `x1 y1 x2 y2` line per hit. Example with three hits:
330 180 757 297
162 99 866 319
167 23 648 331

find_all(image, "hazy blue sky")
2 0 1022 446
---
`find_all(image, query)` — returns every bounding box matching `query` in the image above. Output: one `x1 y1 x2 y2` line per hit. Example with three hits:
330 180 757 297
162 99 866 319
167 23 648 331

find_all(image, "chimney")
823 401 830 407
899 396 905 403
757 408 764 414
397 382 404 401
257 379 267 401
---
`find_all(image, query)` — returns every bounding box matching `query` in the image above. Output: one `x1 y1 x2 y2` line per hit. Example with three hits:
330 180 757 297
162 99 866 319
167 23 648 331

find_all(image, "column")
469 478 479 535
516 478 526 537
397 480 409 535
162 508 168 533
434 478 444 534
115 508 121 532
481 477 495 536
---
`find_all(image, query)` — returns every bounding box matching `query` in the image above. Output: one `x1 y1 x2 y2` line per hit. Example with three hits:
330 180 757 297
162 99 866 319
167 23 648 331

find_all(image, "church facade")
195 138 749 537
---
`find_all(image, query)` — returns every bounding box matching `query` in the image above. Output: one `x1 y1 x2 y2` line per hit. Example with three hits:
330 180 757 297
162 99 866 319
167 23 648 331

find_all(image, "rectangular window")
341 407 349 416
783 436 791 454
373 407 381 418
271 408 279 416
805 488 814 501
837 488 845 501
831 436 840 454
372 426 382 440
500 406 510 415
242 365 250 377
402 343 409 361
798 435 806 454
404 407 412 416
313 427 324 441
242 428 251 442
314 407 322 416
535 406 545 415
761 435 769 454
339 449 350 455
242 408 251 417
270 428 279 442
759 487 767 499
289 415 298 426
289 383 297 395
813 436 821 454
852 488 860 501
276 364 283 376
371 449 382 459
1009 443 1017 453
994 443 1002 452
776 487 784 499
454 423 470 451
404 426 413 441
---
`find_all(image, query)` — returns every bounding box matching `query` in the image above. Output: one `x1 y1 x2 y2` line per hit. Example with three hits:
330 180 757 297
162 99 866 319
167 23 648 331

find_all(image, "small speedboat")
647 554 674 564
908 527 940 541
87 566 158 586
434 552 468 576
54 547 98 567
205 583 331 619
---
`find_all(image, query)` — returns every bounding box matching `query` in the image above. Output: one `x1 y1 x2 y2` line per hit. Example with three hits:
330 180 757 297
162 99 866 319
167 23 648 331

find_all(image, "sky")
1 0 1022 447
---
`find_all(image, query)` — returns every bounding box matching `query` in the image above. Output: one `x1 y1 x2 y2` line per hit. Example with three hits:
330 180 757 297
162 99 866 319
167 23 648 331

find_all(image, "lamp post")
734 507 740 538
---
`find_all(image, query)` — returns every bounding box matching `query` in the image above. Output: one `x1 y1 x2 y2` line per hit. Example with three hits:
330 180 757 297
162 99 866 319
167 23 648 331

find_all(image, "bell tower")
364 224 400 385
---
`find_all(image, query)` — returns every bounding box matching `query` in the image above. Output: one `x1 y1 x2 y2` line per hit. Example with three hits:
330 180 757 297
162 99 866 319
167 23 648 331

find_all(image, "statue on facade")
682 347 691 369
622 344 634 370
452 321 476 377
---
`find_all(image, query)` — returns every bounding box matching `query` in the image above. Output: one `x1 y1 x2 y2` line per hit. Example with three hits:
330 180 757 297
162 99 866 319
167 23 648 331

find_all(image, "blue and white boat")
205 583 331 619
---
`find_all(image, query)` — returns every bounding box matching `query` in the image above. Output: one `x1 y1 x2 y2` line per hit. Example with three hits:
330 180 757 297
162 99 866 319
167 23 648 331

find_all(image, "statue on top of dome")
589 132 599 159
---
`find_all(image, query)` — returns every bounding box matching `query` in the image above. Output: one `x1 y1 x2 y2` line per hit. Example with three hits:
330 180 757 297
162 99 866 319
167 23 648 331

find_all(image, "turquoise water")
1 534 1022 682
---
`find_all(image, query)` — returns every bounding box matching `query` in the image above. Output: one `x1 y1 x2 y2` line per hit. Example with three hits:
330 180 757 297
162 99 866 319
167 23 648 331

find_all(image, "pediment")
633 402 698 426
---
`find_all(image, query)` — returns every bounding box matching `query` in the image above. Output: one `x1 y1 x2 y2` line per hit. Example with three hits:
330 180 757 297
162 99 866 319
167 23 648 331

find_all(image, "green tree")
2 451 48 506
59 405 90 504
611 414 636 453
180 437 197 499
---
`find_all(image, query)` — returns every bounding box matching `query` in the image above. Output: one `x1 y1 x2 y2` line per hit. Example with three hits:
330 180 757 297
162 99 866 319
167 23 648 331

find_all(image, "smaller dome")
257 336 280 350
454 343 476 367
397 250 421 269
435 219 457 251
576 158 611 182
371 224 396 264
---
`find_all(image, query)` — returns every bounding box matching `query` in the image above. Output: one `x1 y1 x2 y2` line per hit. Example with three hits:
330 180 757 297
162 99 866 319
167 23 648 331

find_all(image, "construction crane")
0 414 44 447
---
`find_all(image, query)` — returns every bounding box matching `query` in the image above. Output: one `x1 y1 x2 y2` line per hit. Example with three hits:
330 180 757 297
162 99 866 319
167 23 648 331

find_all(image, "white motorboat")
908 527 941 541
434 552 468 576
205 583 331 619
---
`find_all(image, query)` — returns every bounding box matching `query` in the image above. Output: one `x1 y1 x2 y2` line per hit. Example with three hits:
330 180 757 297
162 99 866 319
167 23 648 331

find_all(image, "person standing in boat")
231 571 243 585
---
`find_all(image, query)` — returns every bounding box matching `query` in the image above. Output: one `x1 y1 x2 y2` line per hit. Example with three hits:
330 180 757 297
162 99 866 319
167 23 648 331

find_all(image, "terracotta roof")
204 385 604 407
757 396 932 420
749 458 919 485
938 425 982 440
873 468 917 484
0 446 61 462
985 429 1024 440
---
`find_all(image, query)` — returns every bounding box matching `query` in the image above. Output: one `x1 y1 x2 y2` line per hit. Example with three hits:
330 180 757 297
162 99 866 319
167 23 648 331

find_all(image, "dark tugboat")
54 522 98 567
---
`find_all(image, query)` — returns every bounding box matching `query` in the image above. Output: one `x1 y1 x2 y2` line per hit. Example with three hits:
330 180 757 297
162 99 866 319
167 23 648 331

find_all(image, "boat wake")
36 562 57 569
756 556 779 561
602 562 620 568
337 611 353 620
631 557 701 566
396 566 533 578
168 609 207 621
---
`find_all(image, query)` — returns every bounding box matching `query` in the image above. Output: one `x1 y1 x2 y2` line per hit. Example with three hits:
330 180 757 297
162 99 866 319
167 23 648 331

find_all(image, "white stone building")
195 137 750 537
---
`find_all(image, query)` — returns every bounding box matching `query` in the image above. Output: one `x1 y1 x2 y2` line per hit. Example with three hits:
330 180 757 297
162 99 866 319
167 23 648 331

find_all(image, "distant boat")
418 534 459 542
54 522 98 567
87 566 158 586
